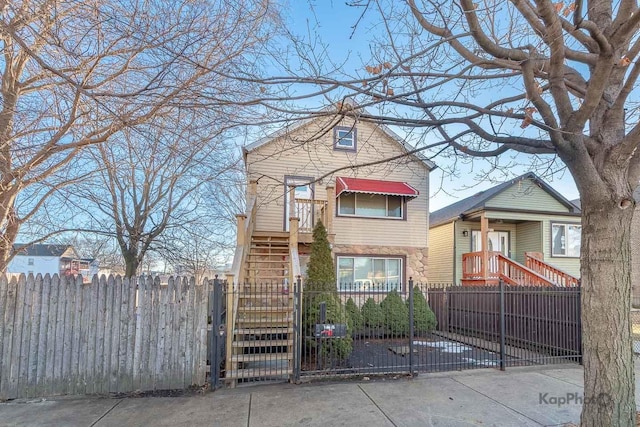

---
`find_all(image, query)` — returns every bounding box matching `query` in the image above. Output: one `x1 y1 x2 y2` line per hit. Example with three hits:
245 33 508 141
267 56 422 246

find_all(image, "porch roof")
335 176 419 198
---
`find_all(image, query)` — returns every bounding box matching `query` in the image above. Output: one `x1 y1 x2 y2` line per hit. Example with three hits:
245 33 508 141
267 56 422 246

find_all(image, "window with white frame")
333 126 356 151
337 256 402 292
551 223 581 257
27 258 34 266
338 193 403 219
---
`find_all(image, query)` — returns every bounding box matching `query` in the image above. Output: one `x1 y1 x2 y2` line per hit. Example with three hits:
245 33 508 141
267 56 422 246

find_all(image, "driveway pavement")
1 363 637 426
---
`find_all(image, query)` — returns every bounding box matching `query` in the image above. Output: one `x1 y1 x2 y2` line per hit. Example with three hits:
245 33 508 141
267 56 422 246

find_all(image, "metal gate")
209 277 226 390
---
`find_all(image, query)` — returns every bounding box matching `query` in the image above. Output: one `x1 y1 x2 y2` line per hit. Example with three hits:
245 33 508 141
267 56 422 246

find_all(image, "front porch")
460 213 579 287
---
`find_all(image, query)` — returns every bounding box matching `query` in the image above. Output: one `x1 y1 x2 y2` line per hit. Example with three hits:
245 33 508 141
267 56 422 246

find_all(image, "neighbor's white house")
7 244 98 282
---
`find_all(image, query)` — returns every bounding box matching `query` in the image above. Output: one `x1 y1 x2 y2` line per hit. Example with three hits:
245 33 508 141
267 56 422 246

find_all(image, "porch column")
325 184 335 234
480 213 489 281
289 217 299 284
288 185 296 219
235 214 247 247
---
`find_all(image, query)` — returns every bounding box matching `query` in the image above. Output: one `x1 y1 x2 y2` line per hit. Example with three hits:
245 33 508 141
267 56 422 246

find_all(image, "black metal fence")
209 279 582 386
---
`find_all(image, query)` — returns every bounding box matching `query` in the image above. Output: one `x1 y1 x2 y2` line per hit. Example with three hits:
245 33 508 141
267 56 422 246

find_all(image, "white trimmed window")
333 127 356 151
551 223 581 257
27 258 34 266
338 193 403 219
337 256 402 292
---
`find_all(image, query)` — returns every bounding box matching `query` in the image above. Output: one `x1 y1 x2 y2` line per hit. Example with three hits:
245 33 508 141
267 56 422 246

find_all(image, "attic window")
333 126 356 152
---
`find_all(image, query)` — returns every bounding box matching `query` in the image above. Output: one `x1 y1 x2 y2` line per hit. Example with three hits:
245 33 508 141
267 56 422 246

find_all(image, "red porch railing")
525 252 580 287
461 251 556 287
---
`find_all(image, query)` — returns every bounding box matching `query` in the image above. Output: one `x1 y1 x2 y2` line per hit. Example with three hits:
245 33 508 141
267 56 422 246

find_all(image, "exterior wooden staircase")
226 228 297 384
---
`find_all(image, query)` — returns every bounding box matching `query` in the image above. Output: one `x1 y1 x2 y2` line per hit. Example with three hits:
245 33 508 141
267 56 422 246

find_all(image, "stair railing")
462 251 557 286
226 189 258 381
525 253 580 287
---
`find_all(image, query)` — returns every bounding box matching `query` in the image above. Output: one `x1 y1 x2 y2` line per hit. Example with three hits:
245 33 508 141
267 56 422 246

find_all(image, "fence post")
499 279 506 371
408 278 415 376
577 284 583 365
293 276 302 383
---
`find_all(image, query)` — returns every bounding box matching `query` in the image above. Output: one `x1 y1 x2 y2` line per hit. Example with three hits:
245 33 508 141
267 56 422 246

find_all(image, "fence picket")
4 276 20 399
183 277 194 388
17 274 34 396
61 276 75 394
53 275 67 395
92 275 105 394
117 277 129 393
27 275 43 398
9 274 25 397
70 277 83 395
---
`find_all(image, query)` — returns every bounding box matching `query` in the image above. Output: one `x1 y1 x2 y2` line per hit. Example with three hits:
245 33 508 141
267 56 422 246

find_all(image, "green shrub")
305 221 335 293
409 286 437 334
380 290 409 336
304 293 353 361
345 297 363 332
361 297 384 327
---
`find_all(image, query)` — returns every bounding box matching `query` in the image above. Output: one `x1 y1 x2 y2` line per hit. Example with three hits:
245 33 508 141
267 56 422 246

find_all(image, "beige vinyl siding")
515 222 543 264
485 178 570 213
246 118 429 248
427 223 455 283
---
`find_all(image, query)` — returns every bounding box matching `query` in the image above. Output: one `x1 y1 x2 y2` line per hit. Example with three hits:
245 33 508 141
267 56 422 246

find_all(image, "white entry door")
472 230 509 257
285 178 313 231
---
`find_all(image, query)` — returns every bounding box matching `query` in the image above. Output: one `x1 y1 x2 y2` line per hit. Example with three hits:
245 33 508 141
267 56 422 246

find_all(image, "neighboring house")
429 173 581 286
7 244 98 282
225 109 434 383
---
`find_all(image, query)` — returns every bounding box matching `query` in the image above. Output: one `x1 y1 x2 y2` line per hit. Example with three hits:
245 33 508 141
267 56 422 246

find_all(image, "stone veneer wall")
331 244 429 284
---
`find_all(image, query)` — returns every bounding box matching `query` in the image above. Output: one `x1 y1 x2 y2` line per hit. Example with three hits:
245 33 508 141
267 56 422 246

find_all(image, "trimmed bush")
380 290 409 336
409 286 437 334
361 297 384 328
345 297 363 333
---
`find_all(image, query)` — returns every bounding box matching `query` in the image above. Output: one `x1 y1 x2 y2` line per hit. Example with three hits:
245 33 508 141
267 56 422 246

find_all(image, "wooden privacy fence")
0 274 210 400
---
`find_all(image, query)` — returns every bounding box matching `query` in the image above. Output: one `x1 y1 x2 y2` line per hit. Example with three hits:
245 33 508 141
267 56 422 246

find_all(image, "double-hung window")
338 193 403 219
551 223 581 257
337 256 402 292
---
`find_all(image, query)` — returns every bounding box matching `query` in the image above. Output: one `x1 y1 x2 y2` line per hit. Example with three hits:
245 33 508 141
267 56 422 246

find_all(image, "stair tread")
231 353 293 362
239 306 292 313
235 327 294 334
226 368 293 380
232 339 294 347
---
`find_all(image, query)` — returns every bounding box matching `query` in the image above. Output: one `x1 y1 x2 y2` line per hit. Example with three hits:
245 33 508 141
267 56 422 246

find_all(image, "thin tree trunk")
124 255 139 278
580 201 636 426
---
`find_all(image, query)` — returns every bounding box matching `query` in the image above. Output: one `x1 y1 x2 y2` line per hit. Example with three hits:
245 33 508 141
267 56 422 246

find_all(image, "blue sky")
280 0 580 211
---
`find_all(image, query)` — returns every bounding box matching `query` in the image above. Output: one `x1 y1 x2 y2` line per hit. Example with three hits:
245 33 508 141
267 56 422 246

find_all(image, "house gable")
484 177 572 213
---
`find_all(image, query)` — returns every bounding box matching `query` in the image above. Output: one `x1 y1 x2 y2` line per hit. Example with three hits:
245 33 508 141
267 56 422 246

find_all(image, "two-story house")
225 111 434 383
7 244 98 282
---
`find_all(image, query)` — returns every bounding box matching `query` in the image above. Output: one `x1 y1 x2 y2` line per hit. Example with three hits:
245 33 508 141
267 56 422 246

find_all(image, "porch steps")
227 232 295 384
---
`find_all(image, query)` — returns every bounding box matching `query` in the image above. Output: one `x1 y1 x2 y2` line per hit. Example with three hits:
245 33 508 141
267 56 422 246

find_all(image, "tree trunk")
580 200 636 426
124 254 139 278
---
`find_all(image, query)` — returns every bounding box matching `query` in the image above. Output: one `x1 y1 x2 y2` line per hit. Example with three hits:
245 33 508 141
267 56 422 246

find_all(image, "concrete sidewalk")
1 364 637 427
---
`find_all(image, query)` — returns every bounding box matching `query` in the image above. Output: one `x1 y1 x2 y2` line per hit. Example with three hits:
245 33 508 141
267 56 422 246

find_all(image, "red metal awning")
335 177 419 198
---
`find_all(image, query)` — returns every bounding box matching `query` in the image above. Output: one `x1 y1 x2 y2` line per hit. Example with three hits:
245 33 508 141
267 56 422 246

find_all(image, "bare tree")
247 1 640 424
0 0 276 271
70 109 240 277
